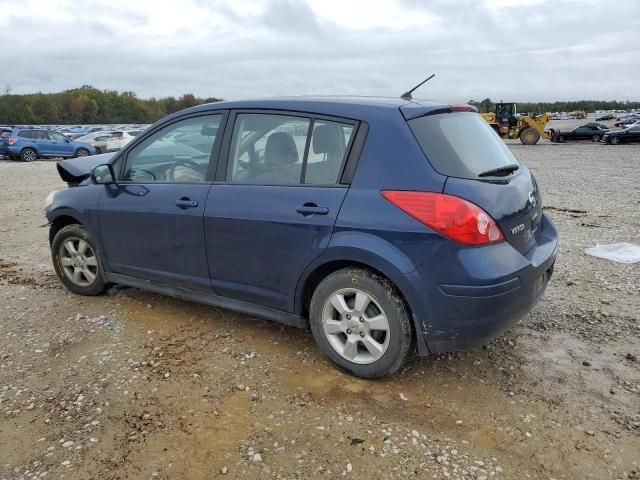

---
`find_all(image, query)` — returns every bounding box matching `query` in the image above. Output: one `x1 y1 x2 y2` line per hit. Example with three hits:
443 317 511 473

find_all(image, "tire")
519 127 540 145
558 135 566 143
75 148 90 158
51 224 110 296
610 137 620 145
20 148 37 162
591 135 601 142
95 147 102 154
309 268 413 378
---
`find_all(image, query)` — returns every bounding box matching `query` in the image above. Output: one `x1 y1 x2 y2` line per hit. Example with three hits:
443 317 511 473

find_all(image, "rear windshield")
0 131 11 138
408 112 520 179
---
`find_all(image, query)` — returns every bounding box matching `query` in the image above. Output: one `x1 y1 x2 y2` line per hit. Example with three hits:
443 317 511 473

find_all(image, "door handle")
296 203 329 216
176 197 198 209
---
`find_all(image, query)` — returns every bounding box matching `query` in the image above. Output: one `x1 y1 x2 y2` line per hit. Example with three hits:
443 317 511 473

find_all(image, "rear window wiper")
478 164 520 177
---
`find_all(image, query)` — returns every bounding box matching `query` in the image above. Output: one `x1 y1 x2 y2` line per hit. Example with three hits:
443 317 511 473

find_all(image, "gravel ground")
0 141 638 480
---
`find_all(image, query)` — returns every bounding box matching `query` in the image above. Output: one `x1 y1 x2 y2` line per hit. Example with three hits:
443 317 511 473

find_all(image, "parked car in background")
45 97 557 378
105 130 142 151
595 114 615 121
549 123 609 143
0 128 96 161
553 113 571 120
75 131 113 154
601 125 640 145
614 115 640 128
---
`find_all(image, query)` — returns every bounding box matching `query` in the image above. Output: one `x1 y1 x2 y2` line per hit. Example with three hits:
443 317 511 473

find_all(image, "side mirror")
91 164 116 185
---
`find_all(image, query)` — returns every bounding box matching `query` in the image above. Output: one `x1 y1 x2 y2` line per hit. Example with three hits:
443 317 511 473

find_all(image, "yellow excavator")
481 102 551 145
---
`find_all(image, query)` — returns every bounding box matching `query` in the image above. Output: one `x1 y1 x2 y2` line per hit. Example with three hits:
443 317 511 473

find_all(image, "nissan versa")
45 97 557 378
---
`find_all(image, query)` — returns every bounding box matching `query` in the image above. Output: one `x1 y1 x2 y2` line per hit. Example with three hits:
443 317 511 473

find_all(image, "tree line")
469 98 640 115
2 87 639 125
0 86 222 125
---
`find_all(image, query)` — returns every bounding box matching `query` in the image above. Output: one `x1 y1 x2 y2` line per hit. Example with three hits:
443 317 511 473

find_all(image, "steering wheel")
167 158 203 181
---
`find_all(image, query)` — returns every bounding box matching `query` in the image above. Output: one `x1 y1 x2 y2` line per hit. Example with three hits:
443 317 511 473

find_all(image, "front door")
48 131 75 156
97 113 225 291
204 112 356 311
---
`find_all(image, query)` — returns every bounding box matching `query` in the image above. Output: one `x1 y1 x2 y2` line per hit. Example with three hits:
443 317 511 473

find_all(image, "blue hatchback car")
0 127 96 162
45 97 557 378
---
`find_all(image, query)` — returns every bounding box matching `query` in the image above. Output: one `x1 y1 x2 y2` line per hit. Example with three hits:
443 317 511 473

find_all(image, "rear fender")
294 234 430 354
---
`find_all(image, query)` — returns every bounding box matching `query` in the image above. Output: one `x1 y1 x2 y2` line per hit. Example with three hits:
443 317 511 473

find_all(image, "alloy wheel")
321 288 390 364
58 237 99 287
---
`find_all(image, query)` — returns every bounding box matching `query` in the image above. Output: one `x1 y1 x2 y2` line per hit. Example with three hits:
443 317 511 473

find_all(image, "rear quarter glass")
408 112 520 179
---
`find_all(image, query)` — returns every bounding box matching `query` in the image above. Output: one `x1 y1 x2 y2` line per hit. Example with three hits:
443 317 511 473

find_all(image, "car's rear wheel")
610 137 620 145
21 148 37 162
591 134 601 142
75 148 90 157
51 224 109 296
558 135 566 143
309 268 413 378
519 127 540 145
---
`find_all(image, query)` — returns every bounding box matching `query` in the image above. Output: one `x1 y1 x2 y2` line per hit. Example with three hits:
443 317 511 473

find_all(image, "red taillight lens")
8 137 17 145
381 191 504 246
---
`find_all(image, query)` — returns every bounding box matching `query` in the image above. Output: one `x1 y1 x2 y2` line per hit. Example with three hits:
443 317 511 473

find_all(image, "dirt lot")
0 142 638 480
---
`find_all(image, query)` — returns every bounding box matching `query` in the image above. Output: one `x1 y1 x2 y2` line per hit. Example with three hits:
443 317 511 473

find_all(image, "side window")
19 130 34 139
122 114 221 183
305 120 354 184
48 131 67 141
227 114 310 185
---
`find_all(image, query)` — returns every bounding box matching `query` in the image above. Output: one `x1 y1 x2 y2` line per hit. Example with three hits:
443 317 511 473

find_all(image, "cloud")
0 0 638 101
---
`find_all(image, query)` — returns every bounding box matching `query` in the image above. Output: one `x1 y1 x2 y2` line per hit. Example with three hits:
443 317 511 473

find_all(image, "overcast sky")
1 0 638 101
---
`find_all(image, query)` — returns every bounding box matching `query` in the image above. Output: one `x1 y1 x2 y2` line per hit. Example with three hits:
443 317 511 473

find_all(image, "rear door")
204 111 357 311
406 111 542 254
97 113 225 291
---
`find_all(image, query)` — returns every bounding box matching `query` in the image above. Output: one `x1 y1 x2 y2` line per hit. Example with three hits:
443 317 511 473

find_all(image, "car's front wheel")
21 148 37 162
610 137 620 145
309 268 413 378
51 224 109 295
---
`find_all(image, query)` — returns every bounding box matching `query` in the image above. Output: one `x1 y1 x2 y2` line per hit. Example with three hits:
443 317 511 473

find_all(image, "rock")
626 353 637 361
455 420 463 425
220 466 228 474
411 429 419 437
582 360 591 366
89 437 98 443
252 453 262 462
350 438 365 445
346 462 353 473
236 384 245 391
62 441 74 448
585 430 595 436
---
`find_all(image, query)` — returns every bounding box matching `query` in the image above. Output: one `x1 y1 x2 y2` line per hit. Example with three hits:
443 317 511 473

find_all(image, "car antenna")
400 74 436 100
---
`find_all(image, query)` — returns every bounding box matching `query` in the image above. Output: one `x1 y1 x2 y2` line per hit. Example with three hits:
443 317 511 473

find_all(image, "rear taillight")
7 137 17 145
381 191 504 246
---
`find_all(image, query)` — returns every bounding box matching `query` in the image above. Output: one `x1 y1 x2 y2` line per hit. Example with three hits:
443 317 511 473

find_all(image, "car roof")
178 96 452 122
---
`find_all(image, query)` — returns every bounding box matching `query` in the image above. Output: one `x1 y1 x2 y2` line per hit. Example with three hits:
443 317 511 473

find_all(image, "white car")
105 130 143 152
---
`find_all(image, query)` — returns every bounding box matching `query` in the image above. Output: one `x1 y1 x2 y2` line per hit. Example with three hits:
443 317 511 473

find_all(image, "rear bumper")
399 214 558 354
0 145 18 155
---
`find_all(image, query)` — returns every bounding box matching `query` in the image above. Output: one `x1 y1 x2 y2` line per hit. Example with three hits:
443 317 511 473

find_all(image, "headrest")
265 132 298 166
313 124 343 154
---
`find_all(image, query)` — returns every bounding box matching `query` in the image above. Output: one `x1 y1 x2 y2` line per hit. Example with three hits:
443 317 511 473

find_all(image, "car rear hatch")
0 130 12 146
403 106 543 254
